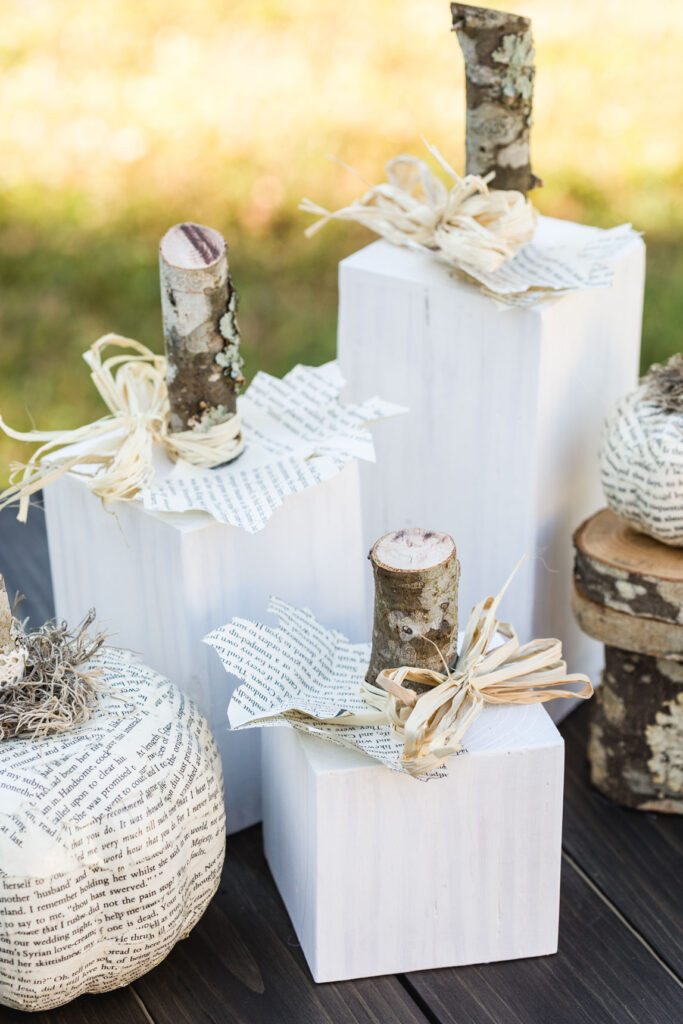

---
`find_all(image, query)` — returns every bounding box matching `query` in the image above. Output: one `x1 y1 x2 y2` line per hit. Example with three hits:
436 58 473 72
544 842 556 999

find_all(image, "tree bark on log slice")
588 645 683 813
572 587 683 662
366 528 460 685
451 3 541 194
160 223 245 434
573 509 683 626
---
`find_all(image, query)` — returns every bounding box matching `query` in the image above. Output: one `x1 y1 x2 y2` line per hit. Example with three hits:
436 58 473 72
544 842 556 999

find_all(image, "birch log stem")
451 3 541 194
0 576 11 648
160 223 245 434
366 528 460 685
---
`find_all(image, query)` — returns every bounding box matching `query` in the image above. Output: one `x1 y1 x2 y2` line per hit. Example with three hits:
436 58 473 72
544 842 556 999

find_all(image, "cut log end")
366 528 460 684
372 528 456 572
159 221 244 435
451 3 530 33
160 223 226 270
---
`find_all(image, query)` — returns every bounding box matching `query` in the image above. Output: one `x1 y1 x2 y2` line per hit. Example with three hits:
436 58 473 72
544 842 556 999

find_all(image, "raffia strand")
0 335 245 523
361 560 592 775
300 143 536 277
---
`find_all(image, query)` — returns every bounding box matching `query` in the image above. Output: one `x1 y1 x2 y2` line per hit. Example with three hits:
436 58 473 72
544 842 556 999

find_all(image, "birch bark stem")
366 528 460 684
451 3 541 194
0 576 11 648
159 223 244 434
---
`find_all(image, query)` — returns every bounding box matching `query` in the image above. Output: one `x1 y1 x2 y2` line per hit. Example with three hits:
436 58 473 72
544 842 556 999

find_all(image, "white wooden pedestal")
338 217 645 718
262 703 564 982
44 465 369 834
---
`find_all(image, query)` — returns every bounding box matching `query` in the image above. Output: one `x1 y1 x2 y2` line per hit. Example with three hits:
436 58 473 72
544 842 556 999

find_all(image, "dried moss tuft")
642 352 683 414
0 606 107 741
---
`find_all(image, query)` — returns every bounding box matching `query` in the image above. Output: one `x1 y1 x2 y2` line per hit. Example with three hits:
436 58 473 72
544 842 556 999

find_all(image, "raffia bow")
362 563 593 775
0 334 244 522
300 143 537 276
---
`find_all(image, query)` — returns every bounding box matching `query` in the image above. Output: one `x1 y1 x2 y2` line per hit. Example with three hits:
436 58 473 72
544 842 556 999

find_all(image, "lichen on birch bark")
588 646 683 813
0 575 12 648
451 3 541 194
366 528 460 685
160 222 245 434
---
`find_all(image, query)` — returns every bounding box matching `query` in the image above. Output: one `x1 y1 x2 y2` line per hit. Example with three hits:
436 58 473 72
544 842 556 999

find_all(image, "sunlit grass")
0 0 681 480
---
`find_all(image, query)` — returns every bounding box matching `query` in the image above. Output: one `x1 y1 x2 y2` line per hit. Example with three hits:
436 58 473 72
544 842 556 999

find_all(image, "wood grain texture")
574 509 683 625
0 988 151 1024
406 854 683 1024
366 528 459 684
588 646 683 813
132 827 431 1024
262 709 564 981
562 702 683 975
572 587 683 661
337 218 645 719
43 464 369 834
2 495 682 1024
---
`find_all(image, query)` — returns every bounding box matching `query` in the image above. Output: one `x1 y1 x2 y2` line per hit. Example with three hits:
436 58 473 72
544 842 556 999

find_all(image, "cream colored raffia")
362 561 592 775
300 144 536 276
0 334 244 522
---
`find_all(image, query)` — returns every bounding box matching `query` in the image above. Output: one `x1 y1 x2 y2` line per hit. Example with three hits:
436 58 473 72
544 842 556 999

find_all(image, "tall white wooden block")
262 704 564 981
43 464 369 834
338 217 645 717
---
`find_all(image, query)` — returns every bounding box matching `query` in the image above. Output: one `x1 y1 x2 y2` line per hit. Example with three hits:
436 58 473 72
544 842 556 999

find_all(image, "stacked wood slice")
573 508 683 813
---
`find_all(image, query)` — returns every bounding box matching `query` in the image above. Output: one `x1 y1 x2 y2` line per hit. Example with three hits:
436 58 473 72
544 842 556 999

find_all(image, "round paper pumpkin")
600 357 683 547
0 647 225 1012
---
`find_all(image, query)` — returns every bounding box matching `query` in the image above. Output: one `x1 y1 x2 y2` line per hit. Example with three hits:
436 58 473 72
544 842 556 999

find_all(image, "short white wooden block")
43 464 369 834
338 217 645 717
262 703 564 982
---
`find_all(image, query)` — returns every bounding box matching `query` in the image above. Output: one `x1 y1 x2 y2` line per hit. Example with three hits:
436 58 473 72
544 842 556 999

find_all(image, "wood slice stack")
573 508 683 813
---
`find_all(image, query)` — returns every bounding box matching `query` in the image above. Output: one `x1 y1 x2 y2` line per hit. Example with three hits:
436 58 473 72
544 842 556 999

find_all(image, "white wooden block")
43 464 369 834
338 217 645 719
262 703 564 981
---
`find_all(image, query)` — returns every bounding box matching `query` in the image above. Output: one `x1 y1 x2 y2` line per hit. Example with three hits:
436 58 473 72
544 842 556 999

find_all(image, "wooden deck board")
405 854 682 1024
0 503 681 1023
561 703 683 976
132 827 430 1024
0 988 152 1024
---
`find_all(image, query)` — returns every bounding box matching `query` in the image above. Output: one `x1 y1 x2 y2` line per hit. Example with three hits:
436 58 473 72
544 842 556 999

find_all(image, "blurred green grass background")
0 0 681 480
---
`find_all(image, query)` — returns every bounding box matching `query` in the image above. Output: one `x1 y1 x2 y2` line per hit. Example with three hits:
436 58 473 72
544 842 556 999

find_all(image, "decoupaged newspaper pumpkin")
0 639 225 1012
600 354 683 546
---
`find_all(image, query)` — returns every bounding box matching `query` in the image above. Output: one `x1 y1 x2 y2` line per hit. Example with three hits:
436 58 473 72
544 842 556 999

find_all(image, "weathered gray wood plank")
405 854 683 1024
561 702 683 974
132 827 431 1024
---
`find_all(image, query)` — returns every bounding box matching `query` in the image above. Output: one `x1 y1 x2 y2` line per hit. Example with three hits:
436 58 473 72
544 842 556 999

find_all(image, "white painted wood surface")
338 216 645 719
262 702 564 981
44 464 369 834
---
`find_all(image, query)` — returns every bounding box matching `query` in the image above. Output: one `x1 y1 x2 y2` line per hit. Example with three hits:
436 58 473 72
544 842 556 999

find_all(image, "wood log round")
572 509 683 661
588 646 683 813
451 3 541 194
366 528 460 685
160 223 245 434
574 509 683 626
572 588 683 663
